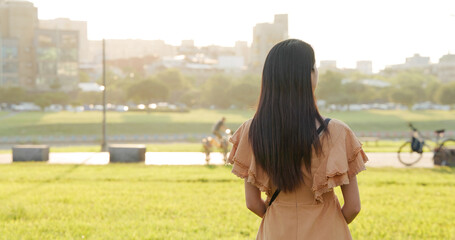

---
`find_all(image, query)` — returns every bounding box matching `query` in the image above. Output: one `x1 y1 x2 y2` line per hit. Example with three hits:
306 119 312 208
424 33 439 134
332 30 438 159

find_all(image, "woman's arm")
244 179 267 218
340 176 361 224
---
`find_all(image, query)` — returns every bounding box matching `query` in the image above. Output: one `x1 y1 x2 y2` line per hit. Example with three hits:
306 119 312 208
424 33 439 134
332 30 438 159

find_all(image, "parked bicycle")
397 123 455 166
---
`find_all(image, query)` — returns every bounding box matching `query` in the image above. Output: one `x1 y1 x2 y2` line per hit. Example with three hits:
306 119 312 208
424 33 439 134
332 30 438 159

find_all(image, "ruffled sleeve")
228 119 271 193
312 121 369 203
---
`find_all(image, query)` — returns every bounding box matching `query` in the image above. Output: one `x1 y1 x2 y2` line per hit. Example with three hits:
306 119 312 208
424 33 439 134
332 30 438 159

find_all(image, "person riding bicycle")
212 117 227 142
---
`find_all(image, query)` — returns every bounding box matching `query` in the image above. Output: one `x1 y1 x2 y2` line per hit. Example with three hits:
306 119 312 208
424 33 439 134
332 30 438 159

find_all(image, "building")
234 41 249 67
319 60 338 73
39 18 89 63
0 37 19 86
35 28 79 91
405 54 430 68
385 53 431 71
0 0 38 88
436 54 455 83
250 14 288 70
217 55 244 72
356 61 373 75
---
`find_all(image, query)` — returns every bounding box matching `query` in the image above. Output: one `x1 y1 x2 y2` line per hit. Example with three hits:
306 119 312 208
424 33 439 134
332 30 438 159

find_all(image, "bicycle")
201 129 232 164
397 123 455 166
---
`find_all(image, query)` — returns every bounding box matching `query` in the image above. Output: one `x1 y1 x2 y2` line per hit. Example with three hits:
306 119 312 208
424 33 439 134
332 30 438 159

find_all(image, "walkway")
0 152 435 168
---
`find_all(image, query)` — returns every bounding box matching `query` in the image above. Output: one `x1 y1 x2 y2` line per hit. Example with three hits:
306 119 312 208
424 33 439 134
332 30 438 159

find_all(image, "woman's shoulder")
234 118 253 133
230 118 253 144
326 118 354 133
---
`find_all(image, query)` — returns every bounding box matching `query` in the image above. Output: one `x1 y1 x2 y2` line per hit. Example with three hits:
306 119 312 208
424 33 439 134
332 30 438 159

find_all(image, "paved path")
0 152 435 168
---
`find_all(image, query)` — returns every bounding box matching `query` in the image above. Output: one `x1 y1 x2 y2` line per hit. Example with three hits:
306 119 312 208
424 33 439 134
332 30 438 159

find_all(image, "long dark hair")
249 39 326 192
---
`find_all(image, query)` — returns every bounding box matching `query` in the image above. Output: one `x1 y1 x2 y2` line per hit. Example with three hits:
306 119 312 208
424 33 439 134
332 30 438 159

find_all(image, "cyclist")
212 117 227 142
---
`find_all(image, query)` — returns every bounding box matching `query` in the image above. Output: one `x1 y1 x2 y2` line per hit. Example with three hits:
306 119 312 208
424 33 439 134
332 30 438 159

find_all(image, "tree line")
0 68 454 111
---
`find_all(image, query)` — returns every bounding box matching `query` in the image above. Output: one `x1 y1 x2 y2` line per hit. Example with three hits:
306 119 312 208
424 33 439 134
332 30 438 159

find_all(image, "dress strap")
268 118 331 207
269 189 281 206
317 118 331 135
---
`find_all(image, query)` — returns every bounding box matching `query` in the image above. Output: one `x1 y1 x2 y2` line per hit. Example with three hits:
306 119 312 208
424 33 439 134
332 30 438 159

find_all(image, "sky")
29 0 455 72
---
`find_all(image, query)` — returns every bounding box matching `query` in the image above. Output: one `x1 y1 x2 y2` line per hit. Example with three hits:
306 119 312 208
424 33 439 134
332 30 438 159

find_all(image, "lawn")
0 164 454 239
0 109 454 137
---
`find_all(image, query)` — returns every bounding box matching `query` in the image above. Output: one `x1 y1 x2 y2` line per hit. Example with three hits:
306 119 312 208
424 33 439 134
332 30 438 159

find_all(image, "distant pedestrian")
228 39 368 239
212 117 226 141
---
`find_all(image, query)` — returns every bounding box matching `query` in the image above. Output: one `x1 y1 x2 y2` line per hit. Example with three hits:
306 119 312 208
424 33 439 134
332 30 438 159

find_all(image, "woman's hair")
248 39 326 192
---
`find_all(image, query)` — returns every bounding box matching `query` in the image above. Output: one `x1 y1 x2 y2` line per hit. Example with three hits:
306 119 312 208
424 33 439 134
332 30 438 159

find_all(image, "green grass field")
0 164 454 239
0 109 454 137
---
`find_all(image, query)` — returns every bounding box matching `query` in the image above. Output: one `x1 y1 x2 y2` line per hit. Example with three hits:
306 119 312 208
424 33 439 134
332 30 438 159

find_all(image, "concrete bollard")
109 144 146 163
12 145 50 162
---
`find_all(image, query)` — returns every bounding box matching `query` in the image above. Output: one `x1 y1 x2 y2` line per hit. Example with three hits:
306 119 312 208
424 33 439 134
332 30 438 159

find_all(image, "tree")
156 68 189 91
155 68 190 102
201 74 232 109
389 88 415 109
77 91 102 105
0 87 26 104
127 78 169 104
47 92 70 105
315 71 344 104
180 89 201 108
391 70 428 103
228 82 260 108
33 94 52 111
435 82 455 108
79 71 91 83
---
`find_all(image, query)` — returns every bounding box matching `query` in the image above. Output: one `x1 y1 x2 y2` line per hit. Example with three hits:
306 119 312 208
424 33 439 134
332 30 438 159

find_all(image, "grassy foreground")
0 164 454 239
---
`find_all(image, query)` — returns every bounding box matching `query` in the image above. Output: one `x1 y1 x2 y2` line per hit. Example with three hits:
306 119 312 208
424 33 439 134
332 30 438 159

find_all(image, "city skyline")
26 0 455 72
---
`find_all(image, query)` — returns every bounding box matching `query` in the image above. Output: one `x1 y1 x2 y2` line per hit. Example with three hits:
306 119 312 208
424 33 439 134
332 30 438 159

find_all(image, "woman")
228 39 368 239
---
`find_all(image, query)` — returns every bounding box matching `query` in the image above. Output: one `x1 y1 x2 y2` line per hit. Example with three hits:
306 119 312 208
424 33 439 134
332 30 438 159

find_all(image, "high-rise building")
35 28 79 91
250 14 288 70
0 36 19 86
39 18 89 63
356 61 373 75
0 0 38 88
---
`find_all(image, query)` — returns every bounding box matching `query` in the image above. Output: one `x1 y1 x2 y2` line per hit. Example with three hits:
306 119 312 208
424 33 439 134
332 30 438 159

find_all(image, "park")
0 109 455 239
1 0 455 238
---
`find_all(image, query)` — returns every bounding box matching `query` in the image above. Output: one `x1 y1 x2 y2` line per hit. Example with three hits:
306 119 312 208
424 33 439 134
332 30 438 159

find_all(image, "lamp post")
101 39 107 152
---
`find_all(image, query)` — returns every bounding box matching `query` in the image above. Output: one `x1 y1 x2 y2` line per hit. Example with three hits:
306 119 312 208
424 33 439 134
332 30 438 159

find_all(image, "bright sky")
30 0 455 72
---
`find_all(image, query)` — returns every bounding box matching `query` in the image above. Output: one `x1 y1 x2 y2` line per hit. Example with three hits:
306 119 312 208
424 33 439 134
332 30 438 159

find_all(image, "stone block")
12 145 49 162
109 144 146 163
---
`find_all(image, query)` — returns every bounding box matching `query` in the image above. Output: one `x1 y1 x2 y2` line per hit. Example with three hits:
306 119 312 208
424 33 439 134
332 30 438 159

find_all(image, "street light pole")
101 39 107 152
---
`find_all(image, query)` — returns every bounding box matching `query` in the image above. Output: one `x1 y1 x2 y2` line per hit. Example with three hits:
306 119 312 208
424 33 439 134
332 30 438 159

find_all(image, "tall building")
250 14 288 70
0 36 19 86
39 18 89 63
356 61 373 75
35 29 79 91
0 0 38 88
437 54 455 83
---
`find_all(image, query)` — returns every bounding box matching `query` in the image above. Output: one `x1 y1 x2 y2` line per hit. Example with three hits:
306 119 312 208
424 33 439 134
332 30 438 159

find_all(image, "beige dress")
228 118 369 240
